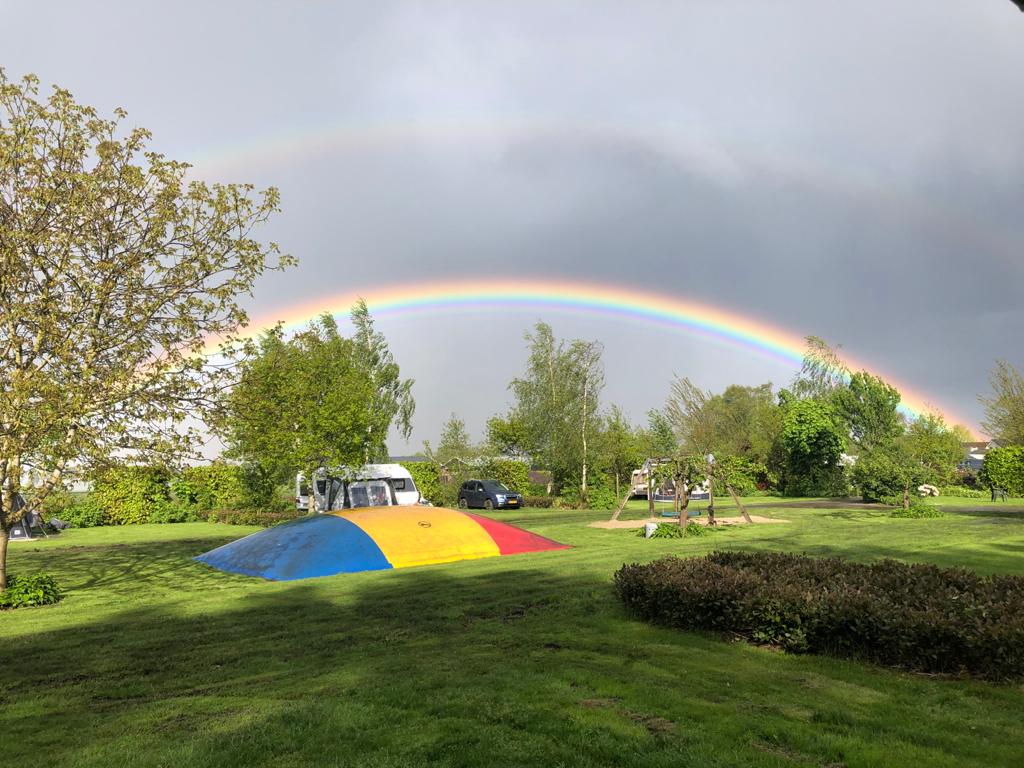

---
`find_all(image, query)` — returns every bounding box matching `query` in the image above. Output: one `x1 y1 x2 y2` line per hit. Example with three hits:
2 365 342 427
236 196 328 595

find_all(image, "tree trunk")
647 475 655 518
673 476 681 522
614 473 619 501
903 485 910 510
0 526 9 591
727 484 753 524
706 471 717 527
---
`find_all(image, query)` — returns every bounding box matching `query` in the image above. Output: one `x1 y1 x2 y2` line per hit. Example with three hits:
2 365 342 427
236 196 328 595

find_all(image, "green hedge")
523 496 554 508
92 466 171 525
206 509 303 526
402 462 454 506
614 551 1024 680
171 464 248 512
940 486 987 499
476 459 529 494
0 572 63 609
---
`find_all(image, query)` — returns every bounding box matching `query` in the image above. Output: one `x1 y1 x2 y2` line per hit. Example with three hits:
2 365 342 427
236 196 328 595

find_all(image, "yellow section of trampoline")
330 506 501 569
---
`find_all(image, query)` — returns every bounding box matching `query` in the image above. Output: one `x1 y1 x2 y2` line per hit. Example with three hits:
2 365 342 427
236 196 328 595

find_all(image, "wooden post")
610 486 632 522
726 485 753 524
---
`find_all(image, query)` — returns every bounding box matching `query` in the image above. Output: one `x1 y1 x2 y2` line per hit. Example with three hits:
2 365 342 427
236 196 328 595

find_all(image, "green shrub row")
940 486 988 499
523 496 554 508
614 551 1024 680
0 573 63 609
206 509 302 527
40 462 292 528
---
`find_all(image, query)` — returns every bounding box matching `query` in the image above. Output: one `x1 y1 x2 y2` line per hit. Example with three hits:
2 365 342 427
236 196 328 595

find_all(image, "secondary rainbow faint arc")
212 278 968 428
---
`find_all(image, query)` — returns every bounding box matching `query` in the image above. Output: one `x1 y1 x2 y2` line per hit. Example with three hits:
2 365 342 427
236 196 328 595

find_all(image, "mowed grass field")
3 502 1024 768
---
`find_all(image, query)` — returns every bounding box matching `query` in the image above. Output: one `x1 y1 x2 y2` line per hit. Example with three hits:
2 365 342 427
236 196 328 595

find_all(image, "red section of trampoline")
466 513 570 555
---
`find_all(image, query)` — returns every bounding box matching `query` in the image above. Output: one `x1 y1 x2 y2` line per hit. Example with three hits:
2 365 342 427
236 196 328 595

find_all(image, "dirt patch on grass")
578 697 677 736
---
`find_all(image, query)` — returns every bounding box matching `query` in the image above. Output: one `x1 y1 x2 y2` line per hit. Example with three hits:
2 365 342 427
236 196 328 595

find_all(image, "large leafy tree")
665 378 780 465
485 413 532 458
222 310 414 489
779 398 847 496
832 371 904 451
979 360 1024 446
509 322 604 499
0 72 290 588
902 413 963 486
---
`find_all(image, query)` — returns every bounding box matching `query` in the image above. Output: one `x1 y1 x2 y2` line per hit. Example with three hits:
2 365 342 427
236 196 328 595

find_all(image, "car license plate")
508 499 518 505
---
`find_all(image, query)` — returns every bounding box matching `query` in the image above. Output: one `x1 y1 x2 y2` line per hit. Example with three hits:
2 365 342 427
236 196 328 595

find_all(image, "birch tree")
510 322 603 498
0 72 291 587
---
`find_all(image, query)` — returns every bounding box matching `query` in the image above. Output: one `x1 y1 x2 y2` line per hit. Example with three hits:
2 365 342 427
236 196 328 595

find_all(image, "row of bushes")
40 463 291 528
614 551 1024 680
940 485 988 499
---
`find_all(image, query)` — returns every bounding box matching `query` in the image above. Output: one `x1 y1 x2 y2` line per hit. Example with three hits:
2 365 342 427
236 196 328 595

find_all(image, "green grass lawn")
3 503 1024 767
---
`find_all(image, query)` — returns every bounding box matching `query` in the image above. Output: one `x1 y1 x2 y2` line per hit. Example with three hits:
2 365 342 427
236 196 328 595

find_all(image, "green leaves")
980 360 1024 446
222 310 415 483
0 572 62 609
980 446 1024 496
0 71 291 569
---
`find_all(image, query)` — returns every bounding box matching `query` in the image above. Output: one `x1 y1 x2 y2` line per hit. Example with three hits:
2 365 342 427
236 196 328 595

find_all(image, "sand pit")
589 515 788 530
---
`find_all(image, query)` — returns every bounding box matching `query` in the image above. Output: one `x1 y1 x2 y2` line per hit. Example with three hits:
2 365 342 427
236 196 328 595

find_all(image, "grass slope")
3 504 1024 767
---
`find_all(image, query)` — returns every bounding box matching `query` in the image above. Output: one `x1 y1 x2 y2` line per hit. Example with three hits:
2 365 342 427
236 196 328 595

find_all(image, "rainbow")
208 277 970 428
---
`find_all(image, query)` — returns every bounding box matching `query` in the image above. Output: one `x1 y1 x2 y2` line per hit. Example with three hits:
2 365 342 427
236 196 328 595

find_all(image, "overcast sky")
4 1 1022 451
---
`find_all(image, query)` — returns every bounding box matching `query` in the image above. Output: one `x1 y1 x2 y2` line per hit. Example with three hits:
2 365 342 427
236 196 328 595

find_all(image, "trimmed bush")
0 572 63 609
523 496 554 508
614 551 1024 680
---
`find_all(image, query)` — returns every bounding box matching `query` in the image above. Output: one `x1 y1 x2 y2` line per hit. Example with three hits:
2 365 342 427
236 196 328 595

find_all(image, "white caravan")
295 464 421 512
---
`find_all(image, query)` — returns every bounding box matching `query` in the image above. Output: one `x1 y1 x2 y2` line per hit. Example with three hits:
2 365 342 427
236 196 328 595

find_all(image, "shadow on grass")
0 565 727 768
3 553 1024 767
8 534 248 591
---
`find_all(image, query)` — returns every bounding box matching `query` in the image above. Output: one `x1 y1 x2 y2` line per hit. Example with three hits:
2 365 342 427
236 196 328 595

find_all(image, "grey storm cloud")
3 0 1022 448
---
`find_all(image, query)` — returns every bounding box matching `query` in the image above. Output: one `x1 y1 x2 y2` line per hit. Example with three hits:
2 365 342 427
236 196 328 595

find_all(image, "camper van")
629 458 710 501
295 464 422 512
